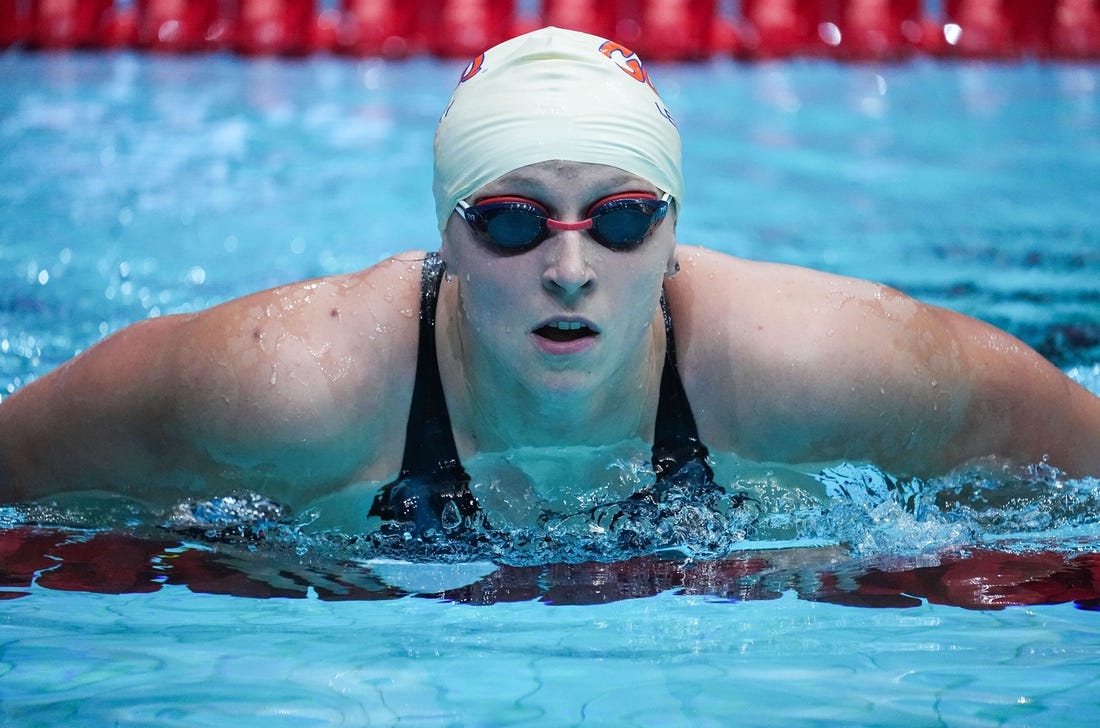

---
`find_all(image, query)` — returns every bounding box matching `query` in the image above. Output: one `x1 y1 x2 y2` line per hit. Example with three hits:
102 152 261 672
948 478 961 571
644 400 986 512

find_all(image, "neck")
437 286 666 455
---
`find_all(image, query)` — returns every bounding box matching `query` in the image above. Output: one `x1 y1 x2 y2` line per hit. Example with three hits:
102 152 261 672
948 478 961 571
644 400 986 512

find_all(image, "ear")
665 253 680 279
439 221 457 274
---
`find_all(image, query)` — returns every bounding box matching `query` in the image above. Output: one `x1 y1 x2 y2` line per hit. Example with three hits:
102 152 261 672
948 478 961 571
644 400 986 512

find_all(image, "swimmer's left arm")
929 306 1100 478
791 286 1100 477
672 247 1100 478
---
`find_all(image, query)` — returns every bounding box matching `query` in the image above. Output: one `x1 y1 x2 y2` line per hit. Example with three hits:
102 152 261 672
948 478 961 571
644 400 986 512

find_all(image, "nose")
541 231 594 298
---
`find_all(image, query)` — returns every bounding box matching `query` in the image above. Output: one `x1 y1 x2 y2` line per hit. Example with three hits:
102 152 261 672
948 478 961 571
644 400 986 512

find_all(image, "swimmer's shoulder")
666 246 934 455
670 245 920 358
0 252 436 506
163 252 435 490
179 250 429 385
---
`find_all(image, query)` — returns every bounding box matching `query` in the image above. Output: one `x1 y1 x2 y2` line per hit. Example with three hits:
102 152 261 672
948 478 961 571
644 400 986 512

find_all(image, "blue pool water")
3 49 1100 724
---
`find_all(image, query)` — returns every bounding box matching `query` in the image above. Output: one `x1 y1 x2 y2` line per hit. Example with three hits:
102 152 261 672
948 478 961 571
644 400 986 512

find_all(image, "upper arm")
0 254 427 507
670 247 1100 477
164 267 419 497
0 314 186 501
934 308 1100 477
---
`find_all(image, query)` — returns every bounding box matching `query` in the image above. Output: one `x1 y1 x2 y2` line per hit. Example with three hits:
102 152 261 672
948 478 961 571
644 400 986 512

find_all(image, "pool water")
3 50 1100 725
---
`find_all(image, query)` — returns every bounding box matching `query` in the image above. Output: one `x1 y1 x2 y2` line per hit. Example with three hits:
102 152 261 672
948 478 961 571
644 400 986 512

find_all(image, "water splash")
802 461 1100 557
162 492 292 543
6 460 1099 567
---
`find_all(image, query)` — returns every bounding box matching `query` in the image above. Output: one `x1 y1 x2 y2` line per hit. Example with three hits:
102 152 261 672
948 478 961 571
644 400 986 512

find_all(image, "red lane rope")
5 526 1100 607
2 1 1098 61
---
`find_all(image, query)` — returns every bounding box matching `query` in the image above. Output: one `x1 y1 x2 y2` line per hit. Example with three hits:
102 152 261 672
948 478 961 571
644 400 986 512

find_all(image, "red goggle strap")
473 195 548 211
585 191 660 216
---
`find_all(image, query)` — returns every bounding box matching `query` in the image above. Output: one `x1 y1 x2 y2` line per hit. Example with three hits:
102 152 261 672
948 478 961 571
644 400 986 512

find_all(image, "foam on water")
7 459 1097 571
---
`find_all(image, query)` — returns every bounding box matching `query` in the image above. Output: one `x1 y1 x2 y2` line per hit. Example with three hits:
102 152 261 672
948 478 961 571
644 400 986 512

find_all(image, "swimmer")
1 27 1098 536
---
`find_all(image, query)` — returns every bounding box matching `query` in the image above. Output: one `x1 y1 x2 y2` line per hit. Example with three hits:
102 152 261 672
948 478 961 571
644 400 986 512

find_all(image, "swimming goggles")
456 192 671 253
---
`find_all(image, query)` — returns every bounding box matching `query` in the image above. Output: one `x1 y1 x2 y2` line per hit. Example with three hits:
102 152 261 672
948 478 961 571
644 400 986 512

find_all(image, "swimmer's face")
441 161 678 392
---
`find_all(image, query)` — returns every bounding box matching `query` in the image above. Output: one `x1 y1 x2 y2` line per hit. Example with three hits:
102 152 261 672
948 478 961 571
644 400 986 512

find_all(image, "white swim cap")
433 26 683 232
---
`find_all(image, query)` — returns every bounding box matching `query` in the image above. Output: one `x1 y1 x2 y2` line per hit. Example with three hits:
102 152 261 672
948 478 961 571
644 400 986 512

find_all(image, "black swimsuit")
368 253 714 537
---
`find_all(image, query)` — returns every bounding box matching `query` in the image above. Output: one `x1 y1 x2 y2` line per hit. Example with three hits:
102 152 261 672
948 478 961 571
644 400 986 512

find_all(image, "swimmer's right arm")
0 314 194 502
0 256 425 508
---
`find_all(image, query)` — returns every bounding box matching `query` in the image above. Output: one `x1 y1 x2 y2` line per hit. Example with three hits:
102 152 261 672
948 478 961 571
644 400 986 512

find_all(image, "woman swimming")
1 27 1098 537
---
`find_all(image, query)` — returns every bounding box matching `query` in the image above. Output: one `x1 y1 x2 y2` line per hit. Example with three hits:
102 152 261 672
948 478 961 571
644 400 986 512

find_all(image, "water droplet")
441 500 462 531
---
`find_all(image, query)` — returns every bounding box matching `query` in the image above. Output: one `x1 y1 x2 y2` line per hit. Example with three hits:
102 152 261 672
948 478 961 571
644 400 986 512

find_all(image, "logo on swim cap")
597 40 675 127
459 53 485 83
598 41 657 93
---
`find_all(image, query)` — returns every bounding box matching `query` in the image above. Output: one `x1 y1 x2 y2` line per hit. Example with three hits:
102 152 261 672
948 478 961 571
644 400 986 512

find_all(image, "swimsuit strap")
368 253 480 535
651 293 714 483
370 260 712 534
402 252 463 476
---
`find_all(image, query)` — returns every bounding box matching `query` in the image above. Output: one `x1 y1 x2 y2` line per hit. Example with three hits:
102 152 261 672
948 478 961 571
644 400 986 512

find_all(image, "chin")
520 365 602 397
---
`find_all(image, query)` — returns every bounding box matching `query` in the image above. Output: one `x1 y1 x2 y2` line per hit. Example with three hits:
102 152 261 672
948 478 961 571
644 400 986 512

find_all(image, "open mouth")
533 321 598 343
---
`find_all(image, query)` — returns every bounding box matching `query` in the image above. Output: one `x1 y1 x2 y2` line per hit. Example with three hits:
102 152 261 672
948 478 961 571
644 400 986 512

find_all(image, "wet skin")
1 162 1099 527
